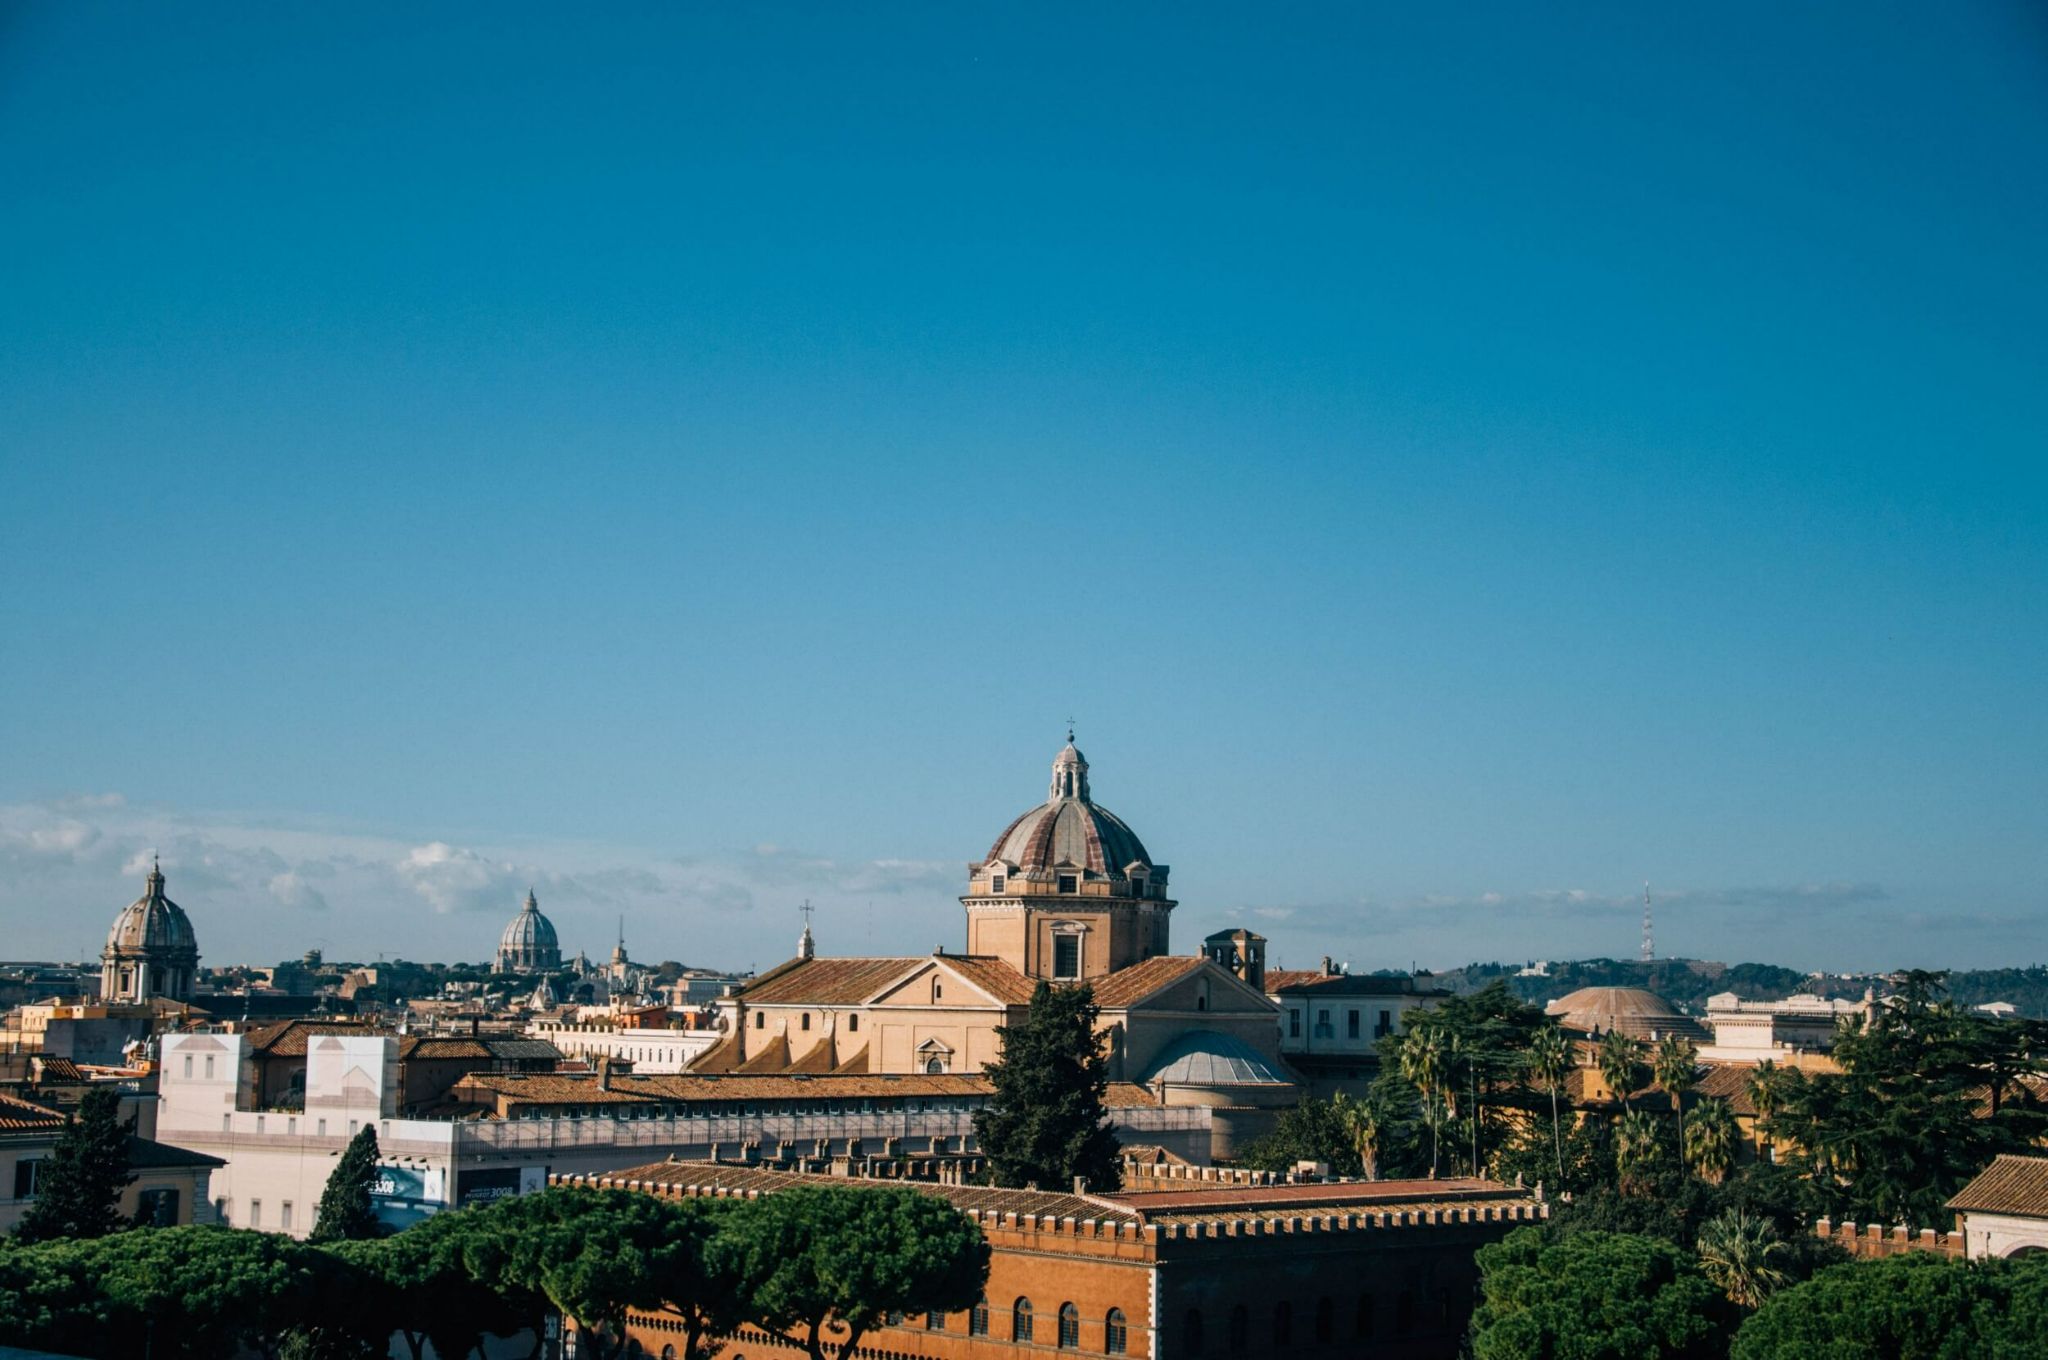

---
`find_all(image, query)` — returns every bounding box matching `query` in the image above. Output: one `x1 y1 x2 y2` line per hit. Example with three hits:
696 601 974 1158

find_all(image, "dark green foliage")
310 1124 384 1243
1492 1107 1612 1197
330 1215 528 1360
713 1184 990 1360
13 1086 135 1243
1731 1251 2048 1359
1235 1098 1363 1176
1468 1225 1735 1360
973 981 1122 1192
1765 970 2048 1227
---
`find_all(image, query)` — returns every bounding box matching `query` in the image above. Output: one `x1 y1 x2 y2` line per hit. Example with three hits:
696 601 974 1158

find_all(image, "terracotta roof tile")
736 958 926 1006
0 1092 65 1132
1949 1154 2048 1218
1090 955 1208 1008
934 956 1037 1005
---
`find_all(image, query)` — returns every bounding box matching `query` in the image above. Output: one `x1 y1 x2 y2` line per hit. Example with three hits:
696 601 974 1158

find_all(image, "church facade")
698 739 1298 1155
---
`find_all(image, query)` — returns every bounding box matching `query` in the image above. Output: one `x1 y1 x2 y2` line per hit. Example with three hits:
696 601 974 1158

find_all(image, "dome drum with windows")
963 736 1176 981
497 890 562 974
102 859 199 1003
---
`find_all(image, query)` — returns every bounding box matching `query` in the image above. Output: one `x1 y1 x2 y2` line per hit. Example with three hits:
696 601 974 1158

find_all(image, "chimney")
1073 1175 1088 1195
597 1054 612 1091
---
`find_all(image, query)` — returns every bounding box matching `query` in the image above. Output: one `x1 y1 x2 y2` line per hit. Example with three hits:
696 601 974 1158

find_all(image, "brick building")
563 1160 1546 1360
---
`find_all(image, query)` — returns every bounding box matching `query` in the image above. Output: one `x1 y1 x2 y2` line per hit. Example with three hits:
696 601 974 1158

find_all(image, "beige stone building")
696 738 1298 1155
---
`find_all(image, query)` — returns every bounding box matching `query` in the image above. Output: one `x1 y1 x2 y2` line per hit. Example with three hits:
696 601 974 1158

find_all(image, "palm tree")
1684 1096 1739 1183
1333 1091 1387 1180
1400 1026 1450 1177
1695 1209 1793 1309
1597 1031 1643 1110
1525 1024 1573 1187
1744 1060 1781 1162
1652 1033 1699 1151
1615 1108 1662 1191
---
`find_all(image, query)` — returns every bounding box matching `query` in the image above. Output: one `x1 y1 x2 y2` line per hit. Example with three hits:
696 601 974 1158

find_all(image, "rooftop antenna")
1641 881 1654 962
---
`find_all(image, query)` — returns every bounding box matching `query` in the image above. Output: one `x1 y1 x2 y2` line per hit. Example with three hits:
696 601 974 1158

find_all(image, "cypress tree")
310 1124 384 1242
973 981 1122 1192
14 1084 135 1242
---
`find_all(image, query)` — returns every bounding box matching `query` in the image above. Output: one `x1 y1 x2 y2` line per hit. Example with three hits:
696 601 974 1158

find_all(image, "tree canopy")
1731 1251 2048 1360
714 1184 989 1360
973 980 1122 1192
1468 1226 1734 1360
13 1086 135 1243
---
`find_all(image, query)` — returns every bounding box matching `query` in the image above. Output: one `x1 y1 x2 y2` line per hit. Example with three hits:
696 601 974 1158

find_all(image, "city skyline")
4 5 2045 972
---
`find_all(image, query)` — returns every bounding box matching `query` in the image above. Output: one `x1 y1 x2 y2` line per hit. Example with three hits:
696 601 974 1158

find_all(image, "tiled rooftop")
1089 955 1208 1008
1949 1154 2048 1218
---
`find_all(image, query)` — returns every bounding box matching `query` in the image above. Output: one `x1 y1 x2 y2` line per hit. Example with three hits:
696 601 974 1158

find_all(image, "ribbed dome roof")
105 864 198 956
499 890 559 954
984 740 1154 874
1141 1030 1293 1086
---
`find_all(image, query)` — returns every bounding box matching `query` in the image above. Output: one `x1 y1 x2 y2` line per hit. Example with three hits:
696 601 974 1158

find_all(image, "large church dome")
982 739 1155 879
101 860 199 1003
496 889 562 974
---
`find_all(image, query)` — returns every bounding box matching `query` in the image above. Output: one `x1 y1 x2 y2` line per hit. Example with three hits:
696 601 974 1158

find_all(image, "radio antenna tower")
1640 881 1654 962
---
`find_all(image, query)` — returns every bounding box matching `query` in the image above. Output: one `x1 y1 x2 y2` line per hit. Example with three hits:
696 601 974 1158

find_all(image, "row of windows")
1183 1291 1439 1353
956 1299 1128 1353
1285 1006 1396 1040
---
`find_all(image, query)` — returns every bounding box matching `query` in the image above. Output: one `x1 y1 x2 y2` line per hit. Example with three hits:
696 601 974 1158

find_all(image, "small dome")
105 864 199 957
981 738 1155 880
1141 1030 1293 1087
1546 986 1706 1041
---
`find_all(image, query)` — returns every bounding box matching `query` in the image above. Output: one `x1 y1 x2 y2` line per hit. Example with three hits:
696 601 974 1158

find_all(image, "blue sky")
2 3 2044 975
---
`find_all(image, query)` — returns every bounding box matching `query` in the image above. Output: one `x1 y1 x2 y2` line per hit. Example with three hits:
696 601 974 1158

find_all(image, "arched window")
925 1056 946 1074
1105 1308 1128 1355
1314 1296 1333 1343
662 1347 677 1360
1184 1309 1204 1356
1058 1303 1080 1348
1012 1297 1034 1343
1355 1294 1374 1338
1228 1304 1248 1353
1272 1301 1291 1346
970 1300 989 1336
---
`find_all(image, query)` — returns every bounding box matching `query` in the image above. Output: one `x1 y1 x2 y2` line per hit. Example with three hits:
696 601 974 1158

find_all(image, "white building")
1949 1154 2048 1259
523 1019 723 1074
1699 991 1872 1062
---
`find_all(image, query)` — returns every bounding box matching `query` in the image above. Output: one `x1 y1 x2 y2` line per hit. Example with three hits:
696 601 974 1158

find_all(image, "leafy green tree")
1745 1060 1785 1161
1652 1033 1698 1150
973 982 1121 1192
0 1241 101 1354
1332 1090 1392 1180
1597 1031 1643 1110
310 1124 384 1243
329 1212 527 1360
1731 1251 2048 1359
716 1185 989 1360
59 1225 338 1359
1525 1023 1574 1186
13 1086 135 1243
470 1187 706 1360
1236 1097 1362 1177
1768 970 2048 1226
1695 1209 1792 1309
1468 1226 1733 1360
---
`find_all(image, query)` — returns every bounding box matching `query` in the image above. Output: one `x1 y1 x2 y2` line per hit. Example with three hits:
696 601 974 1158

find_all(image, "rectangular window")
250 1200 262 1228
1289 1009 1301 1037
287 1118 296 1135
281 1202 293 1231
222 1114 231 1132
1053 934 1081 979
14 1158 43 1200
991 874 1005 893
1378 1010 1393 1037
205 1055 215 1079
317 1119 327 1137
183 1055 193 1078
1057 873 1078 894
801 1013 811 1031
1347 1010 1360 1039
256 1116 265 1134
137 1188 179 1227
